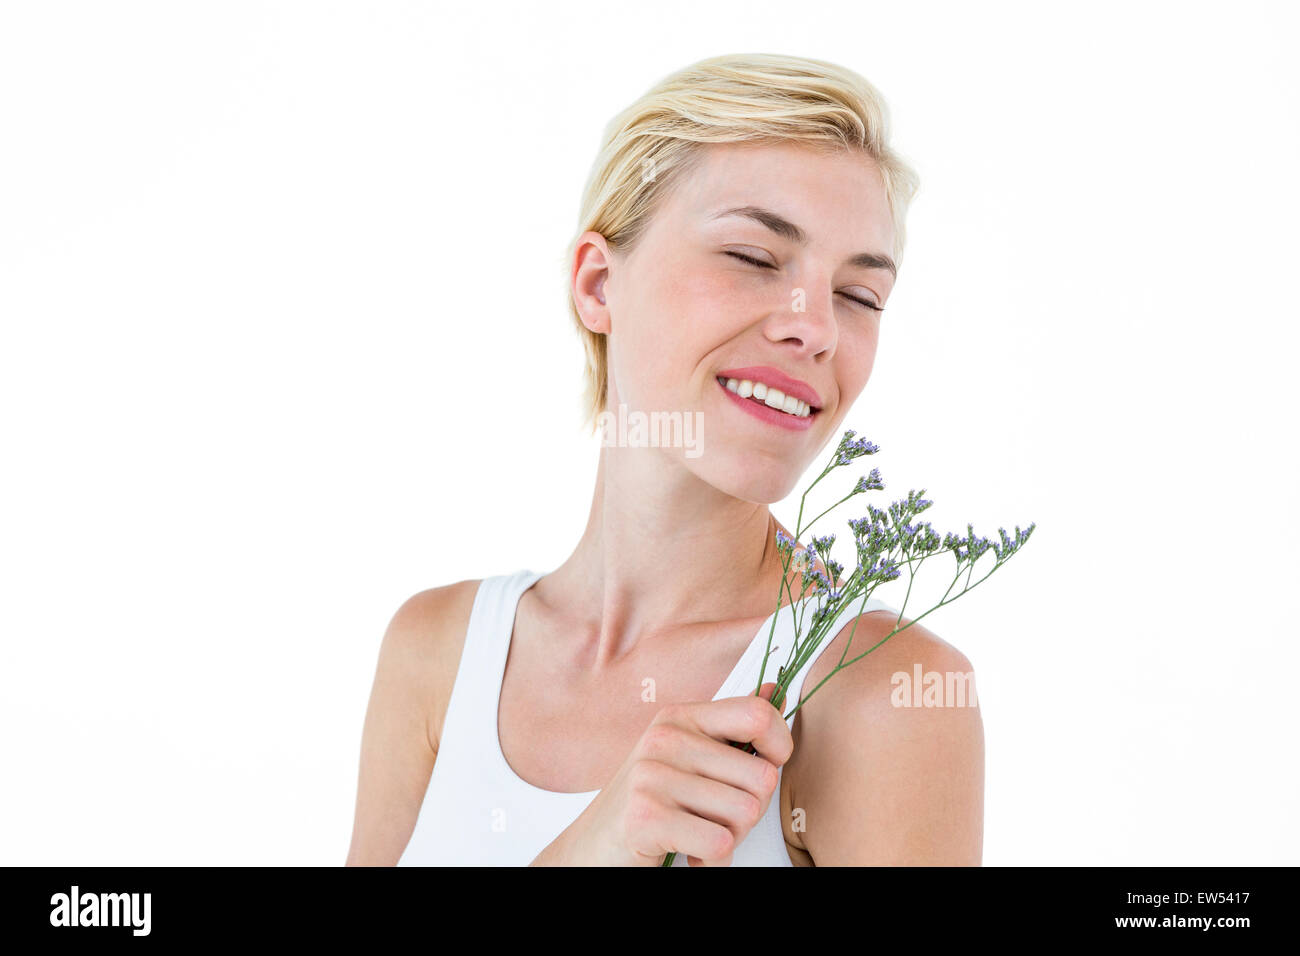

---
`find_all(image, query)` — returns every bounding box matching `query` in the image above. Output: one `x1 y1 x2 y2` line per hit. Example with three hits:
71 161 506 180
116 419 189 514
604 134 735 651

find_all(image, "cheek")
644 265 753 355
608 283 704 403
671 266 740 312
840 322 881 396
626 254 724 332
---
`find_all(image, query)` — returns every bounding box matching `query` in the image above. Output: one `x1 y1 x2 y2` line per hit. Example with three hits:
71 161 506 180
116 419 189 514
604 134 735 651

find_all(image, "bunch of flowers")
661 430 1035 866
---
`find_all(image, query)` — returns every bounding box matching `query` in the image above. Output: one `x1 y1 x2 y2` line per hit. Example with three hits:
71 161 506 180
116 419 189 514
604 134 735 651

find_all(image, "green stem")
781 558 1006 723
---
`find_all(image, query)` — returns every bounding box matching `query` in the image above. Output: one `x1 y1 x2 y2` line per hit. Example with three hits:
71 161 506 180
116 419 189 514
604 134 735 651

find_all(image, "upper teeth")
720 377 814 418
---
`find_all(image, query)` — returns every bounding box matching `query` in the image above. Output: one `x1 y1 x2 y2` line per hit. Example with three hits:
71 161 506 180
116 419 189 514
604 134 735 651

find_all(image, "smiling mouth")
715 375 821 419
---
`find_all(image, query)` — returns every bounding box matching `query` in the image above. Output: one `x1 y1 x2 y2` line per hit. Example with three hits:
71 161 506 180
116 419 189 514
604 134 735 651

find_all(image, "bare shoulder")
800 608 979 711
344 578 482 866
785 609 985 865
388 579 484 748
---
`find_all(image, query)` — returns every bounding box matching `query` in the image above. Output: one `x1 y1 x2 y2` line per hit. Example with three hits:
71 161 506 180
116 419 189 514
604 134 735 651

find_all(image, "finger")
640 721 778 798
647 760 773 840
656 804 737 864
670 692 794 767
757 681 778 702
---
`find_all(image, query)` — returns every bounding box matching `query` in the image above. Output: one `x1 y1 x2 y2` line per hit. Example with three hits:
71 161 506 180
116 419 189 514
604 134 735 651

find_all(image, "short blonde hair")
565 53 921 435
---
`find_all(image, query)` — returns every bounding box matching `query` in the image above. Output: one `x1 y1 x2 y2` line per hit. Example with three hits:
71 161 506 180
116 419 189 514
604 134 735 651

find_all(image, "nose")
763 281 838 359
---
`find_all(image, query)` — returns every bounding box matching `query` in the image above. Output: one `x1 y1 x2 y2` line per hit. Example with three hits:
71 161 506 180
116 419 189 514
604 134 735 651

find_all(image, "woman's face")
580 140 897 502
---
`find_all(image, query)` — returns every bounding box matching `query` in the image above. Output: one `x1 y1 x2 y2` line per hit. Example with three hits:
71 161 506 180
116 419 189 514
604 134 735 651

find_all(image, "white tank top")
397 568 898 866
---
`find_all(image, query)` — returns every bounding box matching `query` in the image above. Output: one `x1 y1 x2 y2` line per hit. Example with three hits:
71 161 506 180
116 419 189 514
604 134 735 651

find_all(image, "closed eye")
725 250 777 271
842 294 883 313
724 250 883 313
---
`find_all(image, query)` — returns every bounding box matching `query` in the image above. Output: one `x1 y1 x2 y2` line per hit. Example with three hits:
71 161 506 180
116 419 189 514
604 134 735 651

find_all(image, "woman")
346 53 984 867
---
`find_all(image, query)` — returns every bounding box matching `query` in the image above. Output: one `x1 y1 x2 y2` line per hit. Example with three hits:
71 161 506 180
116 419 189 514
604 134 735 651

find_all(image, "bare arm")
344 581 477 866
786 612 985 866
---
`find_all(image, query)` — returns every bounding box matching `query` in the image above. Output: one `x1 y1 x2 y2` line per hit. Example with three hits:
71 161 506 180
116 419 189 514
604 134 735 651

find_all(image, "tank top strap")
438 569 543 758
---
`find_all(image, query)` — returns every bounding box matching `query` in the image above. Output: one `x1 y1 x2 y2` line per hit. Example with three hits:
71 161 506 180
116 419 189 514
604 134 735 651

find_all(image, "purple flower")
854 467 884 494
834 431 881 466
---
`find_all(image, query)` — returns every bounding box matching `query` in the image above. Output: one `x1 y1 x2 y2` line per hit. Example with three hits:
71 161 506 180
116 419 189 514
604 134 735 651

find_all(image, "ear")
572 231 613 334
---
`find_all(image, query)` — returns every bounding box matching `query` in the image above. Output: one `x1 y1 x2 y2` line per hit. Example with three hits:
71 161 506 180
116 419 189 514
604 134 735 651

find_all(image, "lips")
715 366 823 410
715 376 818 431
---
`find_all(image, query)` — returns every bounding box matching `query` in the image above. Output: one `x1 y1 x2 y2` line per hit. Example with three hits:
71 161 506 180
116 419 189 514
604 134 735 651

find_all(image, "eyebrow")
707 204 897 278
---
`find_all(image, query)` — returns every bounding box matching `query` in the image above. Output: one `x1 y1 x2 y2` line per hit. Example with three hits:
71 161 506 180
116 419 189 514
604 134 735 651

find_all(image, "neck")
543 444 796 667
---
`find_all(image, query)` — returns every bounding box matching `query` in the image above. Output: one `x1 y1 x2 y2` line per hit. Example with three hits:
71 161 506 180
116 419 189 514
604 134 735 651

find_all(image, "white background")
2 0 1296 865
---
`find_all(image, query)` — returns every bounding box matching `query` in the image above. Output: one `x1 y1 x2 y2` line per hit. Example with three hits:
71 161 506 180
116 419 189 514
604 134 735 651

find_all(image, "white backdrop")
1 0 1296 865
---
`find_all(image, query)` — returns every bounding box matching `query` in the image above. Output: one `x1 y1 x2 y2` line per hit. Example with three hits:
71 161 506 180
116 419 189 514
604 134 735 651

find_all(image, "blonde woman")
346 53 983 867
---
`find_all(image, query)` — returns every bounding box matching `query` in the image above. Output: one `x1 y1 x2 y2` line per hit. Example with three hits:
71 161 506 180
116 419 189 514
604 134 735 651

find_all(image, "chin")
687 453 800 505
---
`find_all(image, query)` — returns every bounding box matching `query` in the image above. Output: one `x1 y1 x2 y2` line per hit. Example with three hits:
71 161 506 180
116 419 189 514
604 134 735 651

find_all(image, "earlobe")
580 278 609 334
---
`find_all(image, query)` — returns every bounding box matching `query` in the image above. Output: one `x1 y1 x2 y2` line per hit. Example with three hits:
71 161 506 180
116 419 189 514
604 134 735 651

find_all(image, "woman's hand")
529 682 793 866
